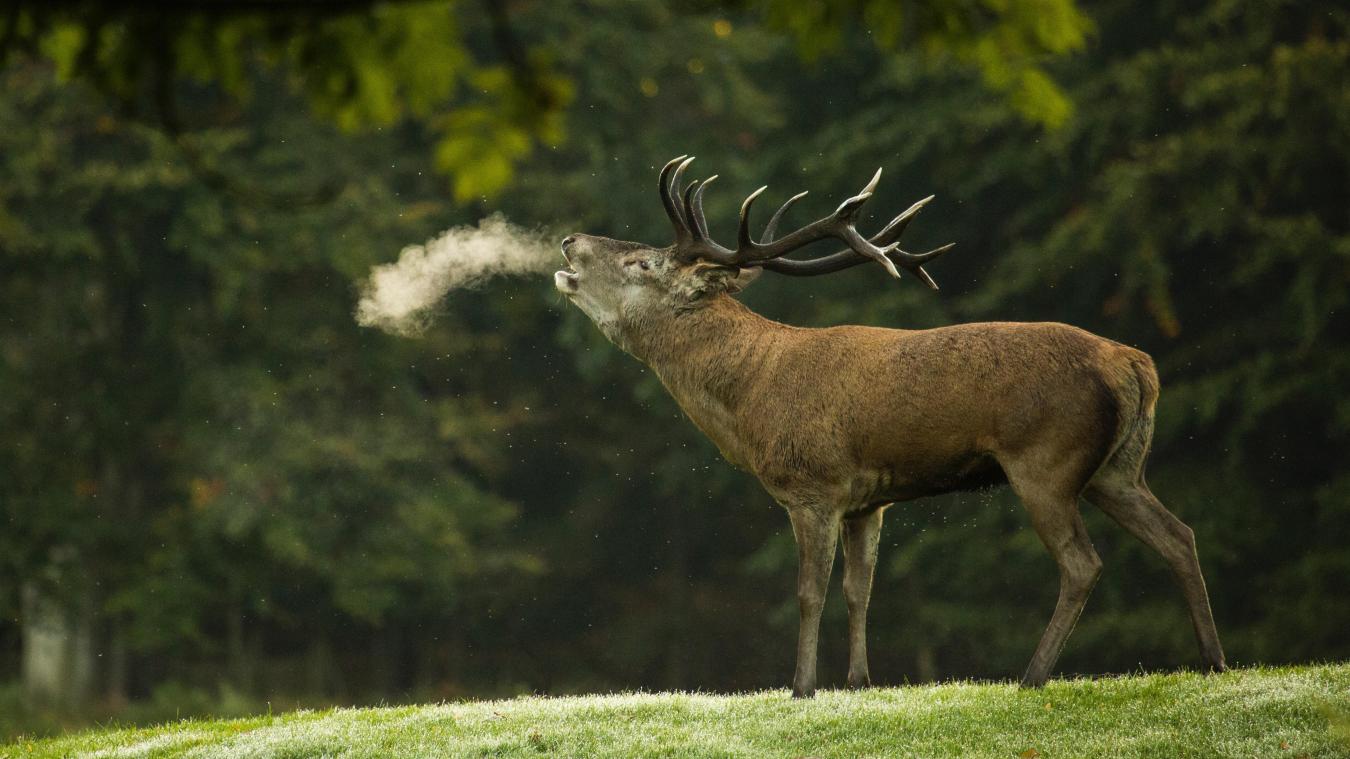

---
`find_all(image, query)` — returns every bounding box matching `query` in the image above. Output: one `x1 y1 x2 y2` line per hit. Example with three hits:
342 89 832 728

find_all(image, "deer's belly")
869 451 1008 503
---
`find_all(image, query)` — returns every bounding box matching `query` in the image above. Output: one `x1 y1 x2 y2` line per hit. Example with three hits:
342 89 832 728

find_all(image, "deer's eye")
625 259 651 271
639 260 651 270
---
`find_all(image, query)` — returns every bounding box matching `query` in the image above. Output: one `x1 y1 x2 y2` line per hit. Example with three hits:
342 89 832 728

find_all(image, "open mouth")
555 247 579 293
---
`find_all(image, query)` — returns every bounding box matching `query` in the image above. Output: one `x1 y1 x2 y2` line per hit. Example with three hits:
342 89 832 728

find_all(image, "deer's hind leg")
1001 448 1104 688
1085 429 1227 672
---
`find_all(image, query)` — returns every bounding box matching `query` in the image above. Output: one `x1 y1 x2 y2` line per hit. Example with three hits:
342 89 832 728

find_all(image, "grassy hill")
4 664 1348 758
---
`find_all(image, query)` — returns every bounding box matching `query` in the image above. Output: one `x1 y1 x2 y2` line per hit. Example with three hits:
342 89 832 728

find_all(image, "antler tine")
669 157 697 241
890 243 953 290
681 179 699 227
762 191 809 243
736 186 769 251
681 179 706 239
825 167 883 222
911 268 940 290
861 167 882 195
659 156 691 239
670 157 695 198
680 176 702 236
893 241 955 266
688 175 717 240
873 195 934 245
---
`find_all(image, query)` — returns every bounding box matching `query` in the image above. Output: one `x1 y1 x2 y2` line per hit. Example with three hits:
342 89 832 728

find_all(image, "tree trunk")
226 591 254 694
306 632 331 698
915 643 938 683
21 580 95 709
370 625 404 698
104 617 129 707
662 493 689 689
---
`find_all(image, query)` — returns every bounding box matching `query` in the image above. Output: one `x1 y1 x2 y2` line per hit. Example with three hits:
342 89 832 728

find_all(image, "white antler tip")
911 195 935 210
862 167 883 194
739 185 768 215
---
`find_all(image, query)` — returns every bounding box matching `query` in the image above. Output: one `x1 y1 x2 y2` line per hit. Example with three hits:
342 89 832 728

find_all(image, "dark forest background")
1 0 1346 738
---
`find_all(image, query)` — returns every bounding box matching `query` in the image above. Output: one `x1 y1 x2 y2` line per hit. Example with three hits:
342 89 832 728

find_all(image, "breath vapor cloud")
356 214 557 336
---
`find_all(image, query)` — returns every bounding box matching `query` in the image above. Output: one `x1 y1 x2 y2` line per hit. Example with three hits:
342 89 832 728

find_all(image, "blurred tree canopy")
1 0 1088 202
1 0 1347 737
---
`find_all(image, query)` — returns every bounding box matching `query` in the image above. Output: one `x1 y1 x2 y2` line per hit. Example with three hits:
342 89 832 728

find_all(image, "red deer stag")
555 155 1227 697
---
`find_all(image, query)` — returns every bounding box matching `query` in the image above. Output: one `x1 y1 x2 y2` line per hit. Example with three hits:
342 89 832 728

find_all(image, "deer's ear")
685 262 761 294
724 266 762 294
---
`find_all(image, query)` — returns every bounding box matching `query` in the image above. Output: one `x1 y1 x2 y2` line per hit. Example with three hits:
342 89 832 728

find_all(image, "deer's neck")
620 296 784 462
626 296 778 392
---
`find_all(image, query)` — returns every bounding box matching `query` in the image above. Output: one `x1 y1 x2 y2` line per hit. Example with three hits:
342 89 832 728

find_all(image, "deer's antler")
659 155 954 289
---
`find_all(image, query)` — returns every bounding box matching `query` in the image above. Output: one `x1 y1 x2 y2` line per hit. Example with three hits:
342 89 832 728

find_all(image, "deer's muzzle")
555 268 579 294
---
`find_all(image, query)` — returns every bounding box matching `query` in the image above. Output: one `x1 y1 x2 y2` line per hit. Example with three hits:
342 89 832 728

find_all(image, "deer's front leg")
787 507 840 698
842 507 885 688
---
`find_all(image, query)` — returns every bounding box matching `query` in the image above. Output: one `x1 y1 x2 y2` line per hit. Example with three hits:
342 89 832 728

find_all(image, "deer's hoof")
846 675 872 690
791 687 816 699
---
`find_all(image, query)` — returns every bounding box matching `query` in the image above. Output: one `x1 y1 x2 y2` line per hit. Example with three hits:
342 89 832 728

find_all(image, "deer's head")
556 155 954 341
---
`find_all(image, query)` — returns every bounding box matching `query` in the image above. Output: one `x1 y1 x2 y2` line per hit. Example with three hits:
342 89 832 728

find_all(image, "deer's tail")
1097 347 1160 483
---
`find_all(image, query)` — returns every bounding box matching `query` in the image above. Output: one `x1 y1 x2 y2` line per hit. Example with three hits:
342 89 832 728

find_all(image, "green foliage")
5 2 571 203
755 0 1091 127
2 0 1086 204
435 63 574 201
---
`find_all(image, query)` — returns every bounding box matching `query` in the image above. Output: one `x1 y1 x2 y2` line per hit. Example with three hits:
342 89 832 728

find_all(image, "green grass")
4 664 1348 758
